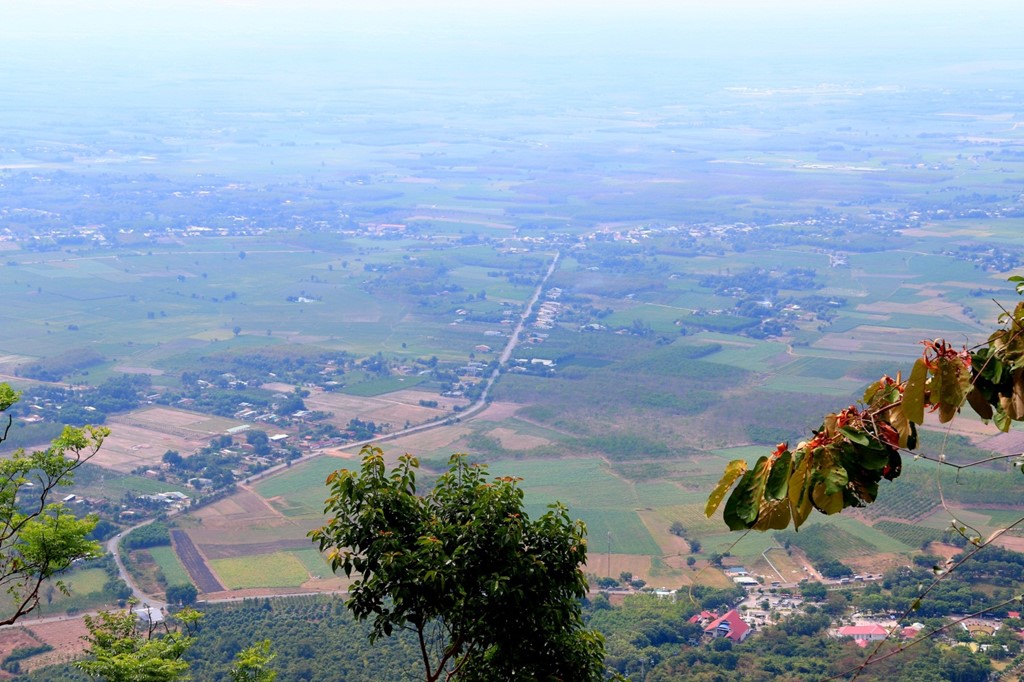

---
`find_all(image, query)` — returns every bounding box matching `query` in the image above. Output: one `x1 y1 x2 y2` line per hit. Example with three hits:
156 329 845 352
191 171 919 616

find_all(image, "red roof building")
835 624 889 642
688 610 717 625
703 610 752 643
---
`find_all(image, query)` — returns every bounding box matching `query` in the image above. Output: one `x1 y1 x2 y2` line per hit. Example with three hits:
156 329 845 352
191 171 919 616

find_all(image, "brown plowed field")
23 618 90 672
171 530 225 593
192 488 282 525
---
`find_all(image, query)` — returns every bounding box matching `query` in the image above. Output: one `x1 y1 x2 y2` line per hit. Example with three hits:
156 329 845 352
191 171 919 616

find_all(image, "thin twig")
824 593 1023 681
831 514 1024 681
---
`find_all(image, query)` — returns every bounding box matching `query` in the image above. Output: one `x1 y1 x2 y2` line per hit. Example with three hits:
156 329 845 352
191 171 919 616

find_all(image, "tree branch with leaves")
0 383 107 625
707 293 1024 532
706 287 1024 678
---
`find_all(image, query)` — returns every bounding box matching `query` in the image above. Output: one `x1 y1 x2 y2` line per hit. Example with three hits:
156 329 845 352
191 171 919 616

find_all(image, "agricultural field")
0 567 117 621
209 552 311 590
872 521 946 550
6 69 1024 600
253 457 349 520
299 385 466 431
147 546 192 587
86 416 211 473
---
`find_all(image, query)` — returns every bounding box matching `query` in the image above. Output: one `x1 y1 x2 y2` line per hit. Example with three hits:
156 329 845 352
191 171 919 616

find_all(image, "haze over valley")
2 1 1024 679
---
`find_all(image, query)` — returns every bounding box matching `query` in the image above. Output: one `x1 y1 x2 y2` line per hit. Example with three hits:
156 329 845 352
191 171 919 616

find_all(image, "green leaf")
752 499 791 531
720 456 770 532
722 474 756 531
995 405 1013 432
821 465 849 496
903 358 928 424
838 427 870 446
811 482 844 515
764 451 792 501
788 453 814 530
705 460 748 518
723 456 770 531
848 443 890 471
936 356 970 423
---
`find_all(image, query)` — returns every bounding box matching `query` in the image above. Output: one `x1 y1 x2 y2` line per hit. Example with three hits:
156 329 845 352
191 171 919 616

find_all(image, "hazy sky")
2 0 1022 108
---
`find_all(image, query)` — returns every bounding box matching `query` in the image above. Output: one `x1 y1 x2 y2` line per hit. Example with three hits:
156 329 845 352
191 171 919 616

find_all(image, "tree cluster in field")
14 374 152 426
121 522 171 550
943 241 1024 272
158 384 272 419
697 266 821 298
187 349 352 386
2 643 54 674
16 348 106 382
947 545 1024 582
727 220 903 254
341 417 382 441
165 583 198 606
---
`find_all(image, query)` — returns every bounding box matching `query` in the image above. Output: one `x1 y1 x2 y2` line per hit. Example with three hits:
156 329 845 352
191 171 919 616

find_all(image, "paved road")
87 249 564 615
106 520 168 611
237 249 562 486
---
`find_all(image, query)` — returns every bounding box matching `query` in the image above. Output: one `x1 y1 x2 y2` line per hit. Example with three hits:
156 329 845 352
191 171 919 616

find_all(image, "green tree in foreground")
0 383 106 624
309 446 608 682
77 604 202 681
230 640 277 682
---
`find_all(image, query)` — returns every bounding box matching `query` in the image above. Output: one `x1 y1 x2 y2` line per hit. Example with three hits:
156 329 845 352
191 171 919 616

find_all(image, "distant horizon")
2 0 1021 112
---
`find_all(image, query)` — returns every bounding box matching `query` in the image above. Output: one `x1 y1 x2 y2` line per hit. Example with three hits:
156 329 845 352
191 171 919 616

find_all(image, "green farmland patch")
690 334 788 370
776 525 876 563
149 545 192 586
255 456 351 518
873 521 945 549
763 375 863 396
290 549 330 576
5 567 116 620
487 457 662 555
827 516 912 554
210 552 310 589
775 356 852 380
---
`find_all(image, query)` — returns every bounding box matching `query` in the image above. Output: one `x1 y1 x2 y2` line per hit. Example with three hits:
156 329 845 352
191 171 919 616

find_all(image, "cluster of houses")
137 490 191 510
534 288 563 330
510 358 556 375
682 598 981 652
